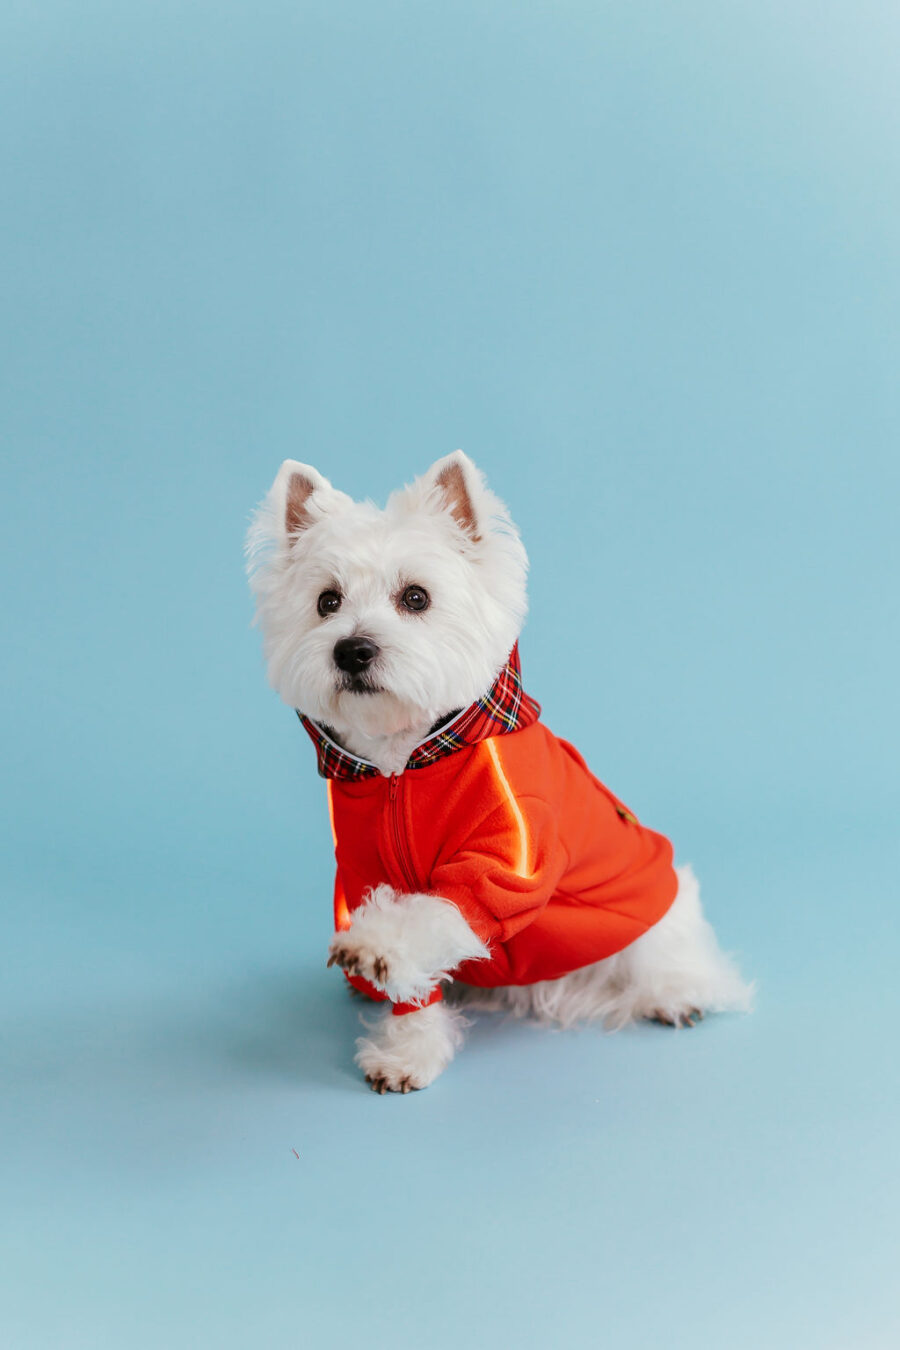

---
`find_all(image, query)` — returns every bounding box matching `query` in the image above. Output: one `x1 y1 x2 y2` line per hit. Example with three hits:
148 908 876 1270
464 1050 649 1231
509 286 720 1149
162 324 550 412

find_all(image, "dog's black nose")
333 636 380 675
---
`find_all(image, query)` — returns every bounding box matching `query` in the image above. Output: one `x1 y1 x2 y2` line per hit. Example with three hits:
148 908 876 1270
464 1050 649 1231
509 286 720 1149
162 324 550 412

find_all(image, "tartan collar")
297 641 541 780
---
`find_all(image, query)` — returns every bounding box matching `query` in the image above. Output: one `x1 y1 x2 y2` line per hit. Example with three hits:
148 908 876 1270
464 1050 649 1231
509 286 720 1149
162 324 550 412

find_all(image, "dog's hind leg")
601 864 755 1029
463 865 754 1030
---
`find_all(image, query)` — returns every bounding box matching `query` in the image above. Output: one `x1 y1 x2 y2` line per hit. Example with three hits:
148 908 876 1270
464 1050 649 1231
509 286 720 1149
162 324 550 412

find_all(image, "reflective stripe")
324 780 338 846
327 782 352 930
483 737 533 879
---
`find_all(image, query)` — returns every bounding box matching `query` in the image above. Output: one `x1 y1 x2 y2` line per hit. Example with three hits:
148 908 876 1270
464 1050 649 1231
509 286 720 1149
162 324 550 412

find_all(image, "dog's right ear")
267 460 352 545
247 461 351 575
274 461 329 539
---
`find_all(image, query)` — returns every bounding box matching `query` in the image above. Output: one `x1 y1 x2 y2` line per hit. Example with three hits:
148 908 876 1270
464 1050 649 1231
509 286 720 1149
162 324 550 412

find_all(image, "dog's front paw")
327 885 488 1005
355 1001 464 1094
327 934 391 989
364 1068 421 1095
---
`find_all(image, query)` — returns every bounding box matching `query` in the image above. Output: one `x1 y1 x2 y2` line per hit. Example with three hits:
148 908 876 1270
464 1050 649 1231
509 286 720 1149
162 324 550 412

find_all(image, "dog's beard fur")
246 452 529 775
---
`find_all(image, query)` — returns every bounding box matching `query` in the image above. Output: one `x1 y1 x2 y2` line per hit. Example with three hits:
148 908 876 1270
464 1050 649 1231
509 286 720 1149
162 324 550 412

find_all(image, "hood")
297 641 541 780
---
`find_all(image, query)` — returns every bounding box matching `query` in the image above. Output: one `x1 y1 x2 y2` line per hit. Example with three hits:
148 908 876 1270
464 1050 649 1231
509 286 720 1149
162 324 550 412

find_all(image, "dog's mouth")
337 674 385 696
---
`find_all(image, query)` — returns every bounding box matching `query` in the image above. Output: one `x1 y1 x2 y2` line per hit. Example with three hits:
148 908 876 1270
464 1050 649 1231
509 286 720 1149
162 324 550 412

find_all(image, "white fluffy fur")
327 885 489 1006
355 1001 469 1093
246 450 527 775
247 451 754 1092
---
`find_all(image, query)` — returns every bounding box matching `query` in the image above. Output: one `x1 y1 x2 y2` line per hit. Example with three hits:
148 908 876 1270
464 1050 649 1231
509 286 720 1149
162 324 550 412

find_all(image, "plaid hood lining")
296 641 541 780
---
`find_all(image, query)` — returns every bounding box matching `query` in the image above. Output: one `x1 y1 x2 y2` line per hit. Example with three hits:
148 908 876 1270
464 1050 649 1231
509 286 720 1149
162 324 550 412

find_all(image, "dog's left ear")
419 450 483 542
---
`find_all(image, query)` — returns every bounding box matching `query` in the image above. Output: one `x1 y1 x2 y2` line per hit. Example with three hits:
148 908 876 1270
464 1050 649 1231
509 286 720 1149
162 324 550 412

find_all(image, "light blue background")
2 2 898 1347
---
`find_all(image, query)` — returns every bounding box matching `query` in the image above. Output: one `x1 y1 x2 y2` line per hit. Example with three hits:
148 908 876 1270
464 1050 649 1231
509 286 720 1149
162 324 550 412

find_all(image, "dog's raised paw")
326 936 391 988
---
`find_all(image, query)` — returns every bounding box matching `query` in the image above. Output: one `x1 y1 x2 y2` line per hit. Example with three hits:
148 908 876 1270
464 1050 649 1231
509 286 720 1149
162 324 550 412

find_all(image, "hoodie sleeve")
427 787 569 952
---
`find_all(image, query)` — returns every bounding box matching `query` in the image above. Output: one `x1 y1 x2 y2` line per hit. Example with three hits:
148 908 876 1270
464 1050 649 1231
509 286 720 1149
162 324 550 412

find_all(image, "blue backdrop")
2 3 898 1347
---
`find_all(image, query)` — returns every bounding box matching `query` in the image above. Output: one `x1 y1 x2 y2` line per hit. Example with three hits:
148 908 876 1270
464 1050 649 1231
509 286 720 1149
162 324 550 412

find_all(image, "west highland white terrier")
247 451 753 1092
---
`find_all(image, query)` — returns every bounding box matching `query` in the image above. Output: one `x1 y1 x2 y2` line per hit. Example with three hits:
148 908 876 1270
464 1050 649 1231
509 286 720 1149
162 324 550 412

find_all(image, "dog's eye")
400 584 429 613
317 590 342 617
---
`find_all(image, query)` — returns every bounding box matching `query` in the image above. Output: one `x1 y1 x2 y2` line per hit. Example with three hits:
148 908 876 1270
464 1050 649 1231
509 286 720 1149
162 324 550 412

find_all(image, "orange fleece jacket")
323 719 678 1008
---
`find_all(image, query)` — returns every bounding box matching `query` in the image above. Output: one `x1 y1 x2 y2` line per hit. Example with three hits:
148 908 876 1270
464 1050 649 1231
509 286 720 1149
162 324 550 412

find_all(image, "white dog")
247 452 753 1092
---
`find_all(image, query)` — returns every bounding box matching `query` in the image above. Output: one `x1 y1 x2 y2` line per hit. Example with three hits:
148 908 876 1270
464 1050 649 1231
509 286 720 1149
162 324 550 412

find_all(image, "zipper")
388 773 419 892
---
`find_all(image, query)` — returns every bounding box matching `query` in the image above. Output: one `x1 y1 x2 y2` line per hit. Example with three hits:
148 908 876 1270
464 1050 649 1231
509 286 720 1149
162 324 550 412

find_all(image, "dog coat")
299 644 678 1014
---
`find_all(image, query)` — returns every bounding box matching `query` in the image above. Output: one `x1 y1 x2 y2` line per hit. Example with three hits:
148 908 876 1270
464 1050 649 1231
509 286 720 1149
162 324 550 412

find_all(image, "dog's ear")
266 460 350 544
418 450 483 542
282 463 323 537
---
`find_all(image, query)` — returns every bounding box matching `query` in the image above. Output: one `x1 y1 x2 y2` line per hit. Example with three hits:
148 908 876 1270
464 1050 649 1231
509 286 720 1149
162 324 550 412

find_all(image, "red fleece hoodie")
299 645 678 1013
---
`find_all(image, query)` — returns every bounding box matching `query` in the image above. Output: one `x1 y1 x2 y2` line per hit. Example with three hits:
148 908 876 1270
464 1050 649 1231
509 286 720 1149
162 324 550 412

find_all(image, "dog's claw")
365 1072 418 1095
650 1006 705 1028
327 941 391 987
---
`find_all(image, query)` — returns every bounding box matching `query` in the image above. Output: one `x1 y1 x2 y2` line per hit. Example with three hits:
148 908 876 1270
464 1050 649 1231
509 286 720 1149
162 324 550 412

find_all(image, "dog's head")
246 452 528 742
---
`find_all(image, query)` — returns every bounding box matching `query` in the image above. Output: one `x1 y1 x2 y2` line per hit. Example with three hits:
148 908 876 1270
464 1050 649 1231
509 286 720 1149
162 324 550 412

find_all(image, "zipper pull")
389 773 398 801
